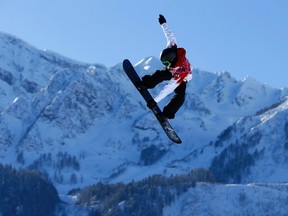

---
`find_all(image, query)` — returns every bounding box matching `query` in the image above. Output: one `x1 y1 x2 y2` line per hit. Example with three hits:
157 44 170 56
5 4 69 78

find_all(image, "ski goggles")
162 61 171 68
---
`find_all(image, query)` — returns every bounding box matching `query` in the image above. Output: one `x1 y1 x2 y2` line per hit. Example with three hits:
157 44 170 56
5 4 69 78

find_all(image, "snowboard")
122 59 182 144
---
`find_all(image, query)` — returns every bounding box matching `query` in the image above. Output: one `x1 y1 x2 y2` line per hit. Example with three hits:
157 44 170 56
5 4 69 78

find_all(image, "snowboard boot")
163 110 175 119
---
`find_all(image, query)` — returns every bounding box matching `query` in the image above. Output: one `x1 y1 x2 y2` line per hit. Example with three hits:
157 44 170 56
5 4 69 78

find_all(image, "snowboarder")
141 14 192 119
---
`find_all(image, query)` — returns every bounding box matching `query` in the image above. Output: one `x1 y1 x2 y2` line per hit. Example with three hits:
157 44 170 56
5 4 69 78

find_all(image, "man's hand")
158 14 166 25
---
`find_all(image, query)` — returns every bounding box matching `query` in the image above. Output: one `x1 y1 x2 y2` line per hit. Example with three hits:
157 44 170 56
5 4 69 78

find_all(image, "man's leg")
141 69 172 110
141 69 172 89
163 81 186 119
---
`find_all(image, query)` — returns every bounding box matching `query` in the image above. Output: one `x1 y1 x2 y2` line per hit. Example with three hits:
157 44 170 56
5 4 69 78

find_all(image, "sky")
0 0 288 88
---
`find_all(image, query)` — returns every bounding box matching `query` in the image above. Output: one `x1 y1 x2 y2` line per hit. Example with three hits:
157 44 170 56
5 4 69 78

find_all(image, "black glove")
158 14 166 25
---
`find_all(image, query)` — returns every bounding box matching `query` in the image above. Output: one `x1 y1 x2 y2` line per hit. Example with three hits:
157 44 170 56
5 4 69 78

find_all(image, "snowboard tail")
122 59 182 144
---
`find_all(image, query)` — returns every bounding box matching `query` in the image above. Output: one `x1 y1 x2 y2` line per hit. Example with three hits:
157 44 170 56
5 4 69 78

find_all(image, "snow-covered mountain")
164 182 288 216
1 32 288 214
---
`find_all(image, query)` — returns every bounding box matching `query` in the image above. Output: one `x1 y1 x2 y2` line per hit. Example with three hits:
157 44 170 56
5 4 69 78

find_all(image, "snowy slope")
1 31 288 200
164 183 288 216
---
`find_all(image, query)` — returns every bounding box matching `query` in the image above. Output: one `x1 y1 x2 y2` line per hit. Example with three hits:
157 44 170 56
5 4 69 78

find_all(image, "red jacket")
172 48 192 84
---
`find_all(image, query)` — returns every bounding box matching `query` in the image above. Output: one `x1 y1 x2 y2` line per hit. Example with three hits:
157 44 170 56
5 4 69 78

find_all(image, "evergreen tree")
0 163 60 216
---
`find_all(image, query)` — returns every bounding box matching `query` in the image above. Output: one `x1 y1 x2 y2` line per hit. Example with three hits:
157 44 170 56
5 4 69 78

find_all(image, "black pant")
142 70 186 119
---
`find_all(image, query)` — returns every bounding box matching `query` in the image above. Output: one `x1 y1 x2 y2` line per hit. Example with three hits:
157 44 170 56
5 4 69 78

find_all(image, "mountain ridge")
0 31 288 195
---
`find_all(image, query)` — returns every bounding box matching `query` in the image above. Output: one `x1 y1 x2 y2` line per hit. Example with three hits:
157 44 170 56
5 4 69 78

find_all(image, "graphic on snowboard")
122 59 182 144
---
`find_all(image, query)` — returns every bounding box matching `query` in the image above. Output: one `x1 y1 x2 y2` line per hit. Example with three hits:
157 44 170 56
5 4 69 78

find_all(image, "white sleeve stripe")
161 23 177 47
